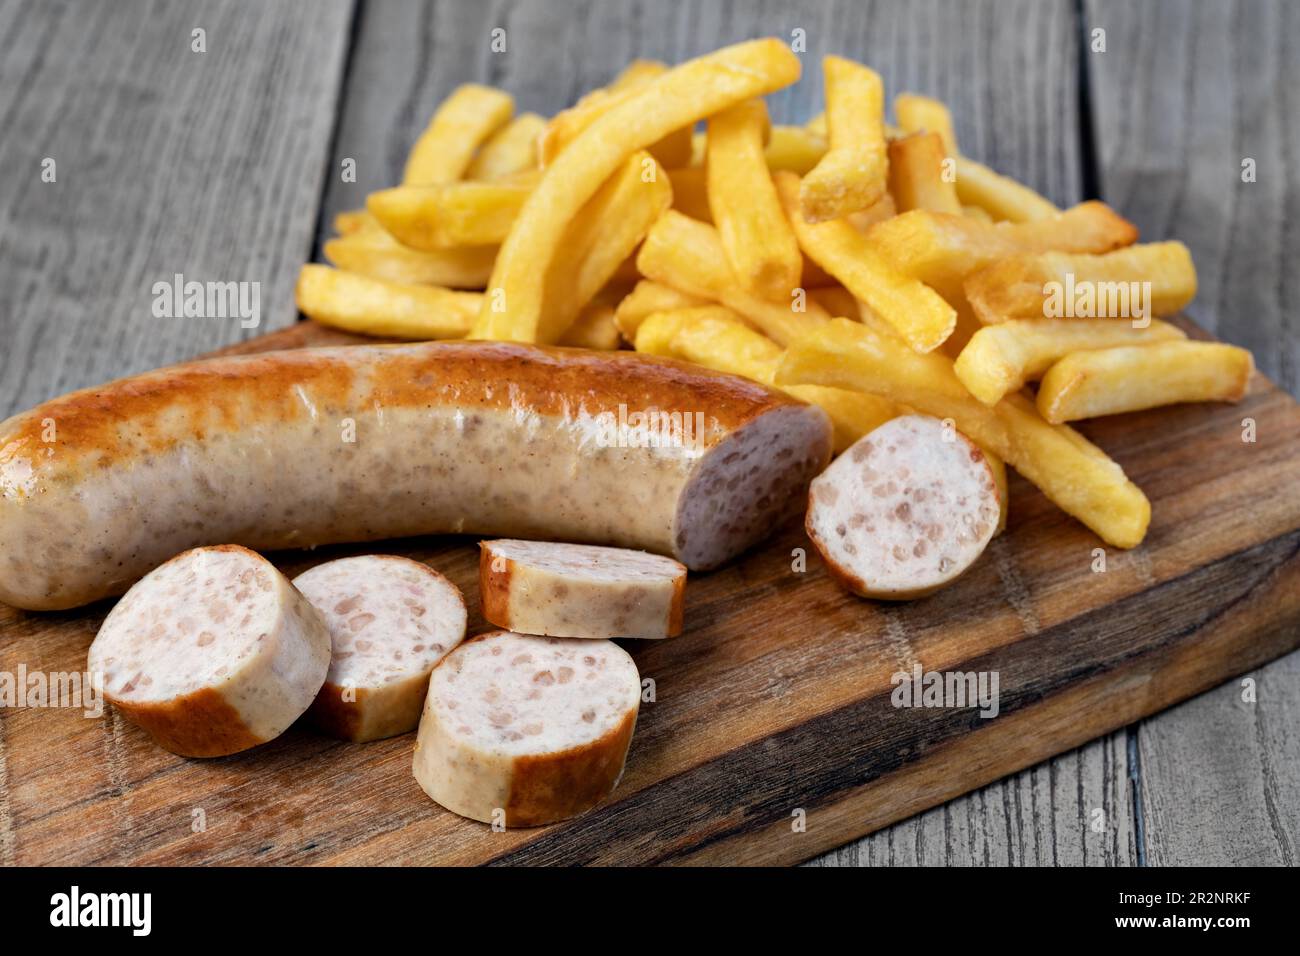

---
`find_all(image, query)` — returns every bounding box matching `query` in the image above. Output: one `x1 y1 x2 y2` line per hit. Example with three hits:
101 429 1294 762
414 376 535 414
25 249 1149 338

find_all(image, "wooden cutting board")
2 319 1298 866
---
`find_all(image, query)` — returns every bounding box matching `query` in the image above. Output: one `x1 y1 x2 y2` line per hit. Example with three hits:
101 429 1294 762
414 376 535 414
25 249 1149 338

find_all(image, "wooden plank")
1086 0 1300 865
0 0 355 418
318 0 1115 871
1 319 1296 865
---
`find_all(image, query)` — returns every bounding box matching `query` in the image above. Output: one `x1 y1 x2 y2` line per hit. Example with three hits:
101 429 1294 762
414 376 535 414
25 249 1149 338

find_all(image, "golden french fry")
955 158 1060 222
633 305 748 358
323 232 496 288
539 61 694 169
613 279 707 341
776 171 955 352
367 172 539 250
962 204 994 223
403 84 514 185
635 210 829 346
807 285 859 321
888 131 962 214
894 93 1058 221
1037 341 1254 424
707 99 803 300
800 56 888 221
805 111 827 138
335 208 381 235
635 306 895 452
765 125 828 174
845 193 898 230
466 112 545 180
963 242 1198 325
558 302 622 350
776 318 1151 548
954 318 1187 405
542 151 673 341
296 264 482 339
667 166 712 221
865 202 1139 302
473 39 801 342
893 93 958 156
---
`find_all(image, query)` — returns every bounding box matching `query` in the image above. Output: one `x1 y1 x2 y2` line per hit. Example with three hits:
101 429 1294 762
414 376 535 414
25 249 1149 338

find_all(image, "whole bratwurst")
0 342 831 610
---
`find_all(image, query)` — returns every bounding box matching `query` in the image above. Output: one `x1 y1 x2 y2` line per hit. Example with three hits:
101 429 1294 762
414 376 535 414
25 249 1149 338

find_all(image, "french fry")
403 84 514 185
612 279 707 342
807 285 860 321
765 125 828 174
367 172 539 250
963 242 1198 325
893 93 958 155
865 202 1139 302
635 210 829 346
955 159 1060 223
954 318 1187 405
887 131 962 214
894 93 1058 221
558 302 623 350
296 264 482 339
466 112 545 180
335 208 381 235
800 56 888 221
542 151 673 341
667 166 712 221
776 318 1151 548
473 39 801 342
775 171 956 352
806 111 827 138
633 305 749 358
635 306 895 452
707 99 803 300
538 61 694 169
323 232 496 288
1036 341 1254 424
962 204 994 223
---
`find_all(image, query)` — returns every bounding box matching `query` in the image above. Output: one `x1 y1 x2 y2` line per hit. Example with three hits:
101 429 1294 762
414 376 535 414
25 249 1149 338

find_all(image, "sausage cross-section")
806 415 1002 599
293 555 467 742
412 631 641 827
86 545 332 757
0 342 833 610
480 539 687 639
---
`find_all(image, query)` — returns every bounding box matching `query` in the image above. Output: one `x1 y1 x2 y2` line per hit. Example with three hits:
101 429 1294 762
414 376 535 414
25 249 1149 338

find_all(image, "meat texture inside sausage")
0 342 832 610
86 544 331 757
807 415 1001 599
294 554 467 742
412 631 641 827
479 539 687 639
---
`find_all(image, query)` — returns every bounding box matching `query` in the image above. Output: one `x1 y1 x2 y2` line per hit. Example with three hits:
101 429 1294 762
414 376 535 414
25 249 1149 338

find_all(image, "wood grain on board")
1 318 1297 865
1086 0 1300 866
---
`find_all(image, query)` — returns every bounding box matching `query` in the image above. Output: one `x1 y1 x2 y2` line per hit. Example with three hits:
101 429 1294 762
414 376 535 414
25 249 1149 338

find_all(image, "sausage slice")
413 631 640 827
806 414 1001 599
293 555 467 742
87 545 331 757
479 539 686 640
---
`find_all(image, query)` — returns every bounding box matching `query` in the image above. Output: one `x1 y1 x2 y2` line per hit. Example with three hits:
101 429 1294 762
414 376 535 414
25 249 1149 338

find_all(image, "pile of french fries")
297 39 1254 550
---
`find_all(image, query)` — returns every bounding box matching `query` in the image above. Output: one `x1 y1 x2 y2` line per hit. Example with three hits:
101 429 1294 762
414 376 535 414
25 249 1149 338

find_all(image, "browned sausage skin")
0 342 832 610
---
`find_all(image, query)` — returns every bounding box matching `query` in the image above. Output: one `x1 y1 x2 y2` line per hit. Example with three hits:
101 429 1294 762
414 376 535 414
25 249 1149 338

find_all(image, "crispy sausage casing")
0 342 832 610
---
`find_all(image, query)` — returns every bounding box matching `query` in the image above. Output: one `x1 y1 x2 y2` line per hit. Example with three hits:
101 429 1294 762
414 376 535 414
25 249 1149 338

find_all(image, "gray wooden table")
1 0 1295 866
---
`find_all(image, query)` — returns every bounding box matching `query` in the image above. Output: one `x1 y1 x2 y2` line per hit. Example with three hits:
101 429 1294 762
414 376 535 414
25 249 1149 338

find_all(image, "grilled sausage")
293 555 467 742
479 539 686 639
86 545 331 757
0 342 832 610
806 415 1001 599
412 631 640 827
